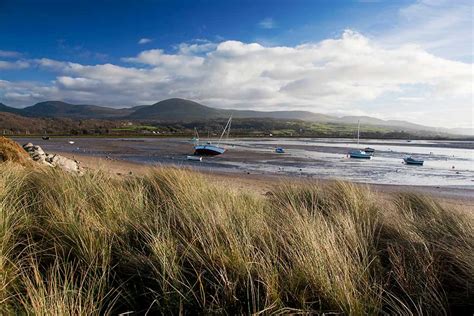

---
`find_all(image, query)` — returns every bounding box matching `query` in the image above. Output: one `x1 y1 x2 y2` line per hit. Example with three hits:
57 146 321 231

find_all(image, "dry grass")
0 163 473 315
0 137 31 166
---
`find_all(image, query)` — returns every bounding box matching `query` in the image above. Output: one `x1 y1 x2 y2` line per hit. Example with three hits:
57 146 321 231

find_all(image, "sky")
0 0 472 128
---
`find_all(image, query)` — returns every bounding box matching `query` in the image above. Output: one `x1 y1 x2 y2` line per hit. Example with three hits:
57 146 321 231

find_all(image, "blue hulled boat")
348 121 372 159
194 143 226 156
404 156 424 165
349 149 372 159
364 147 375 155
194 117 232 156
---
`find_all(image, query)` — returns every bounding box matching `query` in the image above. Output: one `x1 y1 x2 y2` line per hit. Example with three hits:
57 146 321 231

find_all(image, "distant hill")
128 98 222 120
21 101 134 119
128 98 335 122
0 103 23 115
0 98 469 136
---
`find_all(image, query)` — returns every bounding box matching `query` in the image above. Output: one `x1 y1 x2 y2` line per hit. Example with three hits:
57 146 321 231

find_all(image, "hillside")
21 101 134 119
0 112 123 135
128 98 222 120
0 98 469 136
0 103 23 115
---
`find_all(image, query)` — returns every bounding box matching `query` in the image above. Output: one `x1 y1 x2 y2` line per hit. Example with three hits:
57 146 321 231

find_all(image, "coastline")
56 151 474 208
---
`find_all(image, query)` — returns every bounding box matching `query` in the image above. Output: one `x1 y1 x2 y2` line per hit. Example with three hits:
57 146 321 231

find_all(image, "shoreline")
56 151 474 208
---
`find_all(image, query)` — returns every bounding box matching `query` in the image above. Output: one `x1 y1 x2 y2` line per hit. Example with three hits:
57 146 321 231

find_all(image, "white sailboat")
348 120 372 159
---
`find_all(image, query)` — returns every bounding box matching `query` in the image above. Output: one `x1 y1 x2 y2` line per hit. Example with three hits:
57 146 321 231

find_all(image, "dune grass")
0 137 32 166
0 163 473 314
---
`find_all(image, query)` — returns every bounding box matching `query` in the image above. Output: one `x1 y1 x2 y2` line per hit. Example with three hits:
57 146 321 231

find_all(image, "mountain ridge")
0 98 470 135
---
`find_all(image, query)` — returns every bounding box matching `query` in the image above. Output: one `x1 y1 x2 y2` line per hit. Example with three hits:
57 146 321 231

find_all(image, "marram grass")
0 163 473 315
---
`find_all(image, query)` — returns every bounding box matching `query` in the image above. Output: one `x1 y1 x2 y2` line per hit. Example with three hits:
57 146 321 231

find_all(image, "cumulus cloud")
0 30 472 128
138 38 153 45
380 0 472 61
0 60 29 69
258 17 276 29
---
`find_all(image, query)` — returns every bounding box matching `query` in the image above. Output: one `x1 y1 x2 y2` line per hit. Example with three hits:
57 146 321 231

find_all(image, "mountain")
128 98 222 120
446 127 474 136
223 109 334 122
128 98 335 122
21 101 134 119
1 98 469 136
0 103 23 115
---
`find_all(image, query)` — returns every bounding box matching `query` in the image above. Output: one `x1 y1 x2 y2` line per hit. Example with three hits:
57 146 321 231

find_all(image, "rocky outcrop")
22 143 82 173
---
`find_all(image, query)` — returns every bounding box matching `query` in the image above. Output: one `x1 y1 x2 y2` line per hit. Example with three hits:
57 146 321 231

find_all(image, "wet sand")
15 137 474 187
57 151 474 209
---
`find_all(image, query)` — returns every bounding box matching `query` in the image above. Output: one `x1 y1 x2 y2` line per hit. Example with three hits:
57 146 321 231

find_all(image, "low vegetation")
2 111 465 139
0 164 472 314
0 136 32 166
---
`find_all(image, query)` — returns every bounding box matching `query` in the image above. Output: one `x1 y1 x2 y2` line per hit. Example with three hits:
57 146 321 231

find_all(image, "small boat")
190 127 199 144
194 143 226 156
194 117 232 156
404 156 424 165
42 136 50 140
364 147 375 154
348 121 372 159
275 147 285 153
349 149 372 159
187 155 202 162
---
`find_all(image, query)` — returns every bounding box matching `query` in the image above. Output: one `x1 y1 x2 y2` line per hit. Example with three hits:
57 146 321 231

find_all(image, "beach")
50 149 473 209
12 136 474 207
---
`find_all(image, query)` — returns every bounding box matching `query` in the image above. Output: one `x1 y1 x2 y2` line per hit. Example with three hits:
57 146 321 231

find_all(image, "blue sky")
1 1 410 65
0 0 472 128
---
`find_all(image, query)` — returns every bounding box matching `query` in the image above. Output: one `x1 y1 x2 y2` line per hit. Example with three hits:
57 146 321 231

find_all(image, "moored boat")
348 121 372 159
364 147 375 155
194 116 232 156
349 149 372 159
403 156 424 165
194 143 226 156
187 155 202 161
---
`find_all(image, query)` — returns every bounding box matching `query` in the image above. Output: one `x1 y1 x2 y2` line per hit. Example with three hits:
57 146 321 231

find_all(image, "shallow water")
15 137 474 187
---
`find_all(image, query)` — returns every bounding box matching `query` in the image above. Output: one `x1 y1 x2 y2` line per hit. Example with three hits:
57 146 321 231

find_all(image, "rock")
46 154 81 173
23 143 47 163
22 142 82 174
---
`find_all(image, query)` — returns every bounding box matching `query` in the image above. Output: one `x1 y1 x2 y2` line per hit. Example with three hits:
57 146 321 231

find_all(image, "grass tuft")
0 163 472 314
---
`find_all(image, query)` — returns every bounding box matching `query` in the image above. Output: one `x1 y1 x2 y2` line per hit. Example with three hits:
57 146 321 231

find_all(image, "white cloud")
0 60 29 69
138 38 153 45
379 0 472 61
258 18 276 29
0 30 472 128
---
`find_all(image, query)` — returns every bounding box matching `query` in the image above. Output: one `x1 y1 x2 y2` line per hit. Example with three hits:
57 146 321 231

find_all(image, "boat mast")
217 116 232 146
193 127 200 145
357 120 360 145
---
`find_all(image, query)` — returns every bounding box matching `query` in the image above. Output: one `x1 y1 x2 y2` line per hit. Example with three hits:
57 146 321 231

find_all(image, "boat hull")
349 150 371 159
364 148 375 155
404 158 424 165
194 145 226 156
350 154 371 159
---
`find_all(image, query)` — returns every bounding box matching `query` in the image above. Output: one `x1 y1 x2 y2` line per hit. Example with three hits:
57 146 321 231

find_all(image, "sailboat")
194 117 232 156
191 127 199 144
403 156 424 165
348 120 372 159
